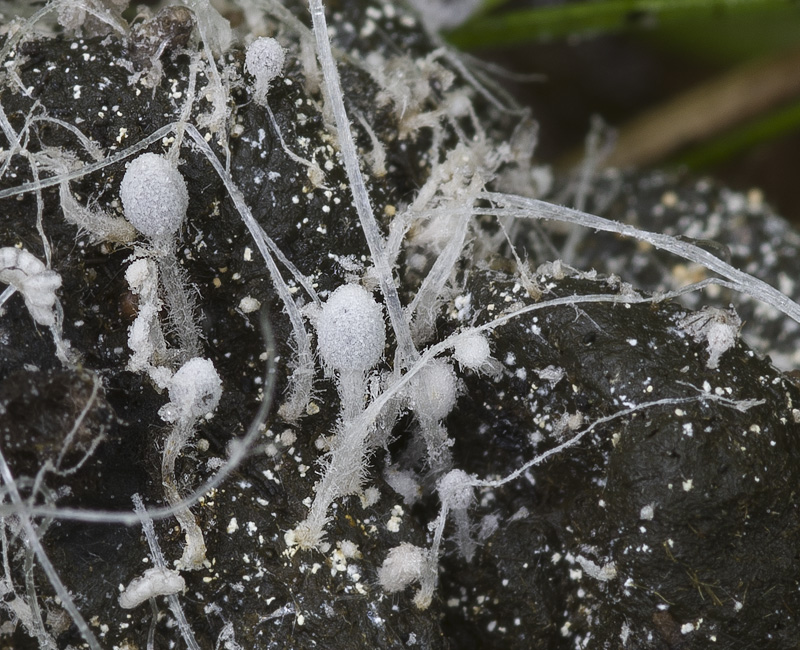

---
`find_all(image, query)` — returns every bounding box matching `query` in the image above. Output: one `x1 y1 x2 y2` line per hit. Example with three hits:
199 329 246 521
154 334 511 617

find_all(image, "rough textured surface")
441 270 800 649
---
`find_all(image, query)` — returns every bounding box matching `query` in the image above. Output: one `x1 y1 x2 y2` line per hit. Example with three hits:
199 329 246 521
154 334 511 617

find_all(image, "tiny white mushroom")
378 542 428 594
452 330 503 376
437 469 475 511
437 469 477 560
453 331 491 370
245 36 286 101
316 284 386 374
120 153 189 239
677 306 741 369
409 359 457 422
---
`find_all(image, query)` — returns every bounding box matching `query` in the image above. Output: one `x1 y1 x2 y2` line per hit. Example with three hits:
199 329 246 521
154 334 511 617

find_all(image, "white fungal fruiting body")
159 357 223 422
677 306 742 370
453 331 491 370
120 153 189 239
245 36 285 99
409 358 457 422
316 284 386 373
437 469 477 561
378 542 428 594
0 247 62 326
125 258 172 387
437 469 474 510
118 567 185 609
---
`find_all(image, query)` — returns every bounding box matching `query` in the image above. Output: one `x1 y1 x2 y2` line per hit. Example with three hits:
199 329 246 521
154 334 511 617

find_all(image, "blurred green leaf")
644 6 800 64
448 0 800 50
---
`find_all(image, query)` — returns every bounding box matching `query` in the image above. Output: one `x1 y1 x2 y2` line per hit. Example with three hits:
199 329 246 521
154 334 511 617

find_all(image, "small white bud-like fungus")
409 359 457 421
159 357 223 422
437 468 477 560
245 37 285 98
378 543 427 594
118 567 185 609
437 469 475 510
316 284 386 373
452 331 491 370
677 306 741 370
120 153 189 239
0 247 62 326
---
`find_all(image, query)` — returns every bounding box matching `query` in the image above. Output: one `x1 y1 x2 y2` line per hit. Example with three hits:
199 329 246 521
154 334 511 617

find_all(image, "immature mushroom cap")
245 36 285 95
120 153 189 238
437 469 474 510
316 284 386 373
409 359 457 421
378 542 427 594
452 331 491 370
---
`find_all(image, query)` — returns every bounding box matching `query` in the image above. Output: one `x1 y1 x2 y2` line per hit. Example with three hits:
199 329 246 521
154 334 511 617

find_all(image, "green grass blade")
448 0 796 50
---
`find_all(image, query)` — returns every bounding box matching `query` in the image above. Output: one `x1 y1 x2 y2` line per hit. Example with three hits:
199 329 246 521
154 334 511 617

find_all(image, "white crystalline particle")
159 357 223 422
245 37 285 97
118 567 185 609
120 153 189 238
0 247 62 327
316 284 385 373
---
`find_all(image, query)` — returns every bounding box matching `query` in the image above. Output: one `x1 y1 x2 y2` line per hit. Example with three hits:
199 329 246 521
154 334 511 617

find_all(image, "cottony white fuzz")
159 357 223 423
453 331 491 370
